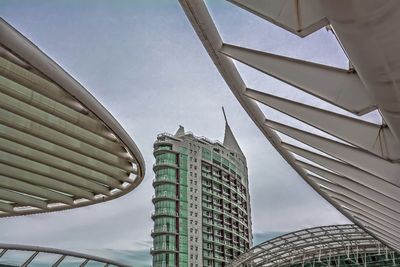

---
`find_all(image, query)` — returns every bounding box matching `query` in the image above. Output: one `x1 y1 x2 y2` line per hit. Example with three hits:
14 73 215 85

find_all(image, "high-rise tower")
151 121 252 267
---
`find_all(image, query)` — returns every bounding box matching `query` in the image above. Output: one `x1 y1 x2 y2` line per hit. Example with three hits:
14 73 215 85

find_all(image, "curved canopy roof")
227 224 398 267
0 243 129 267
179 0 400 252
0 19 145 217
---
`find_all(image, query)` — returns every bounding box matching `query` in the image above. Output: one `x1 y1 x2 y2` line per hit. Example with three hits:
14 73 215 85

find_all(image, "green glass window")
202 147 211 161
212 152 221 165
155 184 176 197
179 154 188 170
156 153 176 165
179 146 188 154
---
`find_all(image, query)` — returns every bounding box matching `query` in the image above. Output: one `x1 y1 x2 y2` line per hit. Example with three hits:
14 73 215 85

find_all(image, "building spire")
174 125 185 137
222 107 244 156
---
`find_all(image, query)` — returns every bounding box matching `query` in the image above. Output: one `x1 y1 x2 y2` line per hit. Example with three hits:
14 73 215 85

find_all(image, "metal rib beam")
220 44 374 115
320 188 400 222
0 124 130 179
0 175 73 205
308 174 400 224
0 108 130 170
0 188 47 209
0 138 123 189
299 162 400 211
349 209 400 236
21 251 39 267
247 88 399 160
0 70 113 141
0 202 13 213
0 92 123 154
265 119 400 184
226 0 328 37
283 143 400 200
0 163 94 200
0 150 111 195
52 255 66 267
337 198 400 229
353 216 400 244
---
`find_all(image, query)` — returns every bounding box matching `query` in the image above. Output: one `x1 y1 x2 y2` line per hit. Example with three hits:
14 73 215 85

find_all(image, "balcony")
151 209 178 219
150 245 178 255
152 193 178 203
152 161 178 171
152 177 177 186
150 226 178 237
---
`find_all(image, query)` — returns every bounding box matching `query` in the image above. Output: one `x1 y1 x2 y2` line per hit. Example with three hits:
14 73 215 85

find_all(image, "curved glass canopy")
228 224 399 267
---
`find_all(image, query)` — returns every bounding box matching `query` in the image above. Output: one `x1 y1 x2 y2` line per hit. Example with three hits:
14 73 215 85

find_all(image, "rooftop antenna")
222 106 228 125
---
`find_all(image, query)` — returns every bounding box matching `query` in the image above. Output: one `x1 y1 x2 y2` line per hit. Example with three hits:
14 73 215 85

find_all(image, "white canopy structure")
0 18 145 217
227 224 399 267
179 0 400 252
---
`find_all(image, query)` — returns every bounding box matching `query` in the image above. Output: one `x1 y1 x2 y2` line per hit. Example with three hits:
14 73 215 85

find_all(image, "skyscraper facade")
151 123 252 267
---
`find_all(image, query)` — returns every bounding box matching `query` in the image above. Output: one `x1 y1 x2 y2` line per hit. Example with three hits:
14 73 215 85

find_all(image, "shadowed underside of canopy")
0 19 145 217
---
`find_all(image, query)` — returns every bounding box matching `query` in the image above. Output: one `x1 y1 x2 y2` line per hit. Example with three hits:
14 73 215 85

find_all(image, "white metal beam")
0 124 130 179
0 188 47 209
285 143 400 200
320 187 400 222
299 161 400 211
336 197 400 229
0 163 94 200
0 150 111 196
309 175 400 222
247 88 398 160
0 108 130 170
0 175 73 205
220 44 374 115
265 119 400 185
226 0 328 37
0 138 123 189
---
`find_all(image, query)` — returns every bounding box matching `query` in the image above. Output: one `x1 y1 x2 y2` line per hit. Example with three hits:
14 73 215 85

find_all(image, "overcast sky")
0 0 352 266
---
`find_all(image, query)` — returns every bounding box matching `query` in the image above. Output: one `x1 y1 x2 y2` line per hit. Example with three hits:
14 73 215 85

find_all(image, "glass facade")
152 142 189 267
